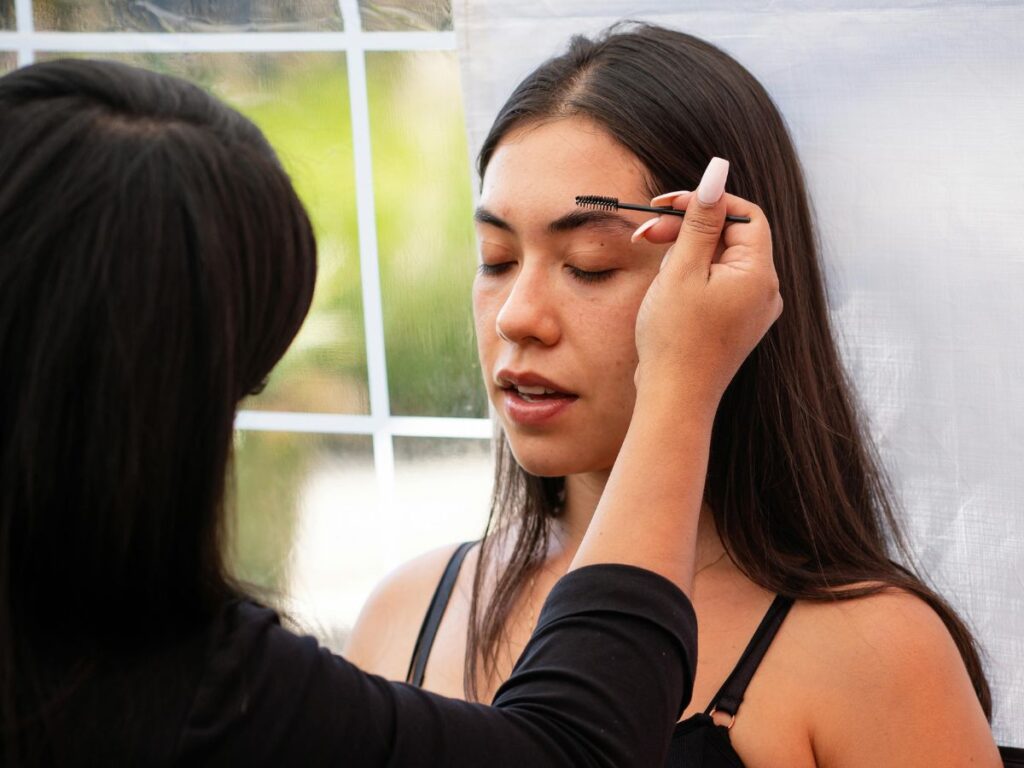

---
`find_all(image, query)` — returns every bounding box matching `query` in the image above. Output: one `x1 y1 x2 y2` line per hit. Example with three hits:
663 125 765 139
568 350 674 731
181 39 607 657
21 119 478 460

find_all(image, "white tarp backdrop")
453 0 1023 745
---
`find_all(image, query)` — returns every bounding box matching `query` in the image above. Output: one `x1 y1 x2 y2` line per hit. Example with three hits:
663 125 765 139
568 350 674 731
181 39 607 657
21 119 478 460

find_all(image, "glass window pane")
234 433 492 651
359 0 450 32
40 52 370 414
393 436 492 561
368 51 485 417
235 433 491 652
0 52 14 73
34 0 343 32
1 0 12 29
233 431 378 651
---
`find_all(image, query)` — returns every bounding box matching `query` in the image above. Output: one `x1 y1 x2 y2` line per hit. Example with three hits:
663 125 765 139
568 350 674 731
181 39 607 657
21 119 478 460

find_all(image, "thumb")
664 157 730 275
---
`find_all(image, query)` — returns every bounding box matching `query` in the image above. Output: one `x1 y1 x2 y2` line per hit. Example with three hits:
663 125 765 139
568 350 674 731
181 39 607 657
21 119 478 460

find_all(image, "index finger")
635 192 768 257
718 193 770 255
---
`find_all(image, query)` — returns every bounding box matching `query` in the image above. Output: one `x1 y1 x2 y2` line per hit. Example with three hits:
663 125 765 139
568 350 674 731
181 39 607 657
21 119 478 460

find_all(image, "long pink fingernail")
696 157 729 205
650 190 691 206
630 216 660 243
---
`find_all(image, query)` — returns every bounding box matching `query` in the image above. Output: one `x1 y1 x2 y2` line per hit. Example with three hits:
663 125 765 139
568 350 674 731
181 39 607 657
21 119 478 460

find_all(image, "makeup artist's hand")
631 157 781 418
572 157 776 590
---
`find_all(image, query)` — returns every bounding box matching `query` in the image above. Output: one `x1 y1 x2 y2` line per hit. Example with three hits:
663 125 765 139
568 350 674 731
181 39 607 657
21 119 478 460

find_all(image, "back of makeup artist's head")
468 21 991 714
0 59 315 758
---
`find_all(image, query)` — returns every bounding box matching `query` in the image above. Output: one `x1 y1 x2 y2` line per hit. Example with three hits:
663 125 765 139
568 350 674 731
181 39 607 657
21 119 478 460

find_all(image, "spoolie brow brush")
576 195 751 224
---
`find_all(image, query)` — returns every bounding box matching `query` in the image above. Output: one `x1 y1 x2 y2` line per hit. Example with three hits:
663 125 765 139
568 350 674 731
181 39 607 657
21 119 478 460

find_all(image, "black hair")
0 58 316 763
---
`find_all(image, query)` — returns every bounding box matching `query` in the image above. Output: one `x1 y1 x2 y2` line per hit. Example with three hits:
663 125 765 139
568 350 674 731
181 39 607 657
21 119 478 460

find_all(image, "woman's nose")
495 268 560 347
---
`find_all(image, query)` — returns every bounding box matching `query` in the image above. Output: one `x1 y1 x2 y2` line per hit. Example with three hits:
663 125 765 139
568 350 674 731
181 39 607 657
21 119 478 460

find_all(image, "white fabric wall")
453 0 1023 745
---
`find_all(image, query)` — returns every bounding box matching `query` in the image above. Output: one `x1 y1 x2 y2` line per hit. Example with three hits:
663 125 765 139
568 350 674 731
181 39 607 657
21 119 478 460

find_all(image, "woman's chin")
506 442 602 479
501 422 622 478
519 463 568 479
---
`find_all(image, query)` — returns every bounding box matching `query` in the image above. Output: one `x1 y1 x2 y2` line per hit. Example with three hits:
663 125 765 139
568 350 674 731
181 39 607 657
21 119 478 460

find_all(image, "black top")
407 541 475 686
667 595 793 767
413 550 1024 767
25 563 697 767
410 544 794 768
1001 747 1024 767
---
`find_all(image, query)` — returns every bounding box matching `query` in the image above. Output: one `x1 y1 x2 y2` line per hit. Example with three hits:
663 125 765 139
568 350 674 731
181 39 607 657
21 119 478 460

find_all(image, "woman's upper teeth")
517 384 557 395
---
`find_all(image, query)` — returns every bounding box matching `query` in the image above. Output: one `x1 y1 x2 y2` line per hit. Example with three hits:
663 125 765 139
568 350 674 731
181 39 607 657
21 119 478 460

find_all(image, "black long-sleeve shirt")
35 564 697 767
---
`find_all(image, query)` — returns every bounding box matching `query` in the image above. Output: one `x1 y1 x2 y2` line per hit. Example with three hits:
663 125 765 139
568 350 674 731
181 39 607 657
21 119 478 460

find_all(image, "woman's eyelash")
477 262 615 284
568 266 616 284
477 262 514 276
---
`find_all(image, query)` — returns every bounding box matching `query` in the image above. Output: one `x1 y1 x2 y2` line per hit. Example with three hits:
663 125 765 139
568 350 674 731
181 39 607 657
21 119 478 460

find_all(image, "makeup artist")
0 59 780 766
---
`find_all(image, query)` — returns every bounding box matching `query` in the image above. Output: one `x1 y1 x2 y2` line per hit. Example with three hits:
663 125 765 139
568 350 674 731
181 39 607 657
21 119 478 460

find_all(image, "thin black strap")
706 594 795 717
405 541 475 687
1000 745 1024 767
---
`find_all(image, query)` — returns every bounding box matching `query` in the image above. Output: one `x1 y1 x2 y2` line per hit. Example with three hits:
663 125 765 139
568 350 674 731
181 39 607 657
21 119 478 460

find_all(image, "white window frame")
2 0 493 513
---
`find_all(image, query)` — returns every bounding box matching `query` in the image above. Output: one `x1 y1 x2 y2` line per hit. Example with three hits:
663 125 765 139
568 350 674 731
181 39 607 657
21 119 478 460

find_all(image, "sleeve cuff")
537 563 698 716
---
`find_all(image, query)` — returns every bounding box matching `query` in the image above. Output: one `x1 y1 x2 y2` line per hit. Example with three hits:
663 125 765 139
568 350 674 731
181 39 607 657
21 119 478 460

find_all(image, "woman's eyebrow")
474 206 513 232
473 207 636 235
547 210 635 234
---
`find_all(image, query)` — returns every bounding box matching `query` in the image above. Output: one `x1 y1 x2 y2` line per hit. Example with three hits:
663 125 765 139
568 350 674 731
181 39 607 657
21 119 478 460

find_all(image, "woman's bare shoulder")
788 587 999 767
792 586 962 679
343 542 472 681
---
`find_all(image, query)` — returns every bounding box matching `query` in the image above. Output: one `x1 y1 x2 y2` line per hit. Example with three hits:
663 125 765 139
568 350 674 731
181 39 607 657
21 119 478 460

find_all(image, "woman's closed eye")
567 265 616 284
475 260 618 283
477 261 515 277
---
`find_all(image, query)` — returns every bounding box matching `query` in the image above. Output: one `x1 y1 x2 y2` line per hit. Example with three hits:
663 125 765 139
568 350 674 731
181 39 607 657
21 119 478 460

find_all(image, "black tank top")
407 543 796 768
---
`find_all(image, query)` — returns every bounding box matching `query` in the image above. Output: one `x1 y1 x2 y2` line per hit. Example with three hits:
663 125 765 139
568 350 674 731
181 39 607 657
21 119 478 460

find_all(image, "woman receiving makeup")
347 23 1002 768
0 58 779 766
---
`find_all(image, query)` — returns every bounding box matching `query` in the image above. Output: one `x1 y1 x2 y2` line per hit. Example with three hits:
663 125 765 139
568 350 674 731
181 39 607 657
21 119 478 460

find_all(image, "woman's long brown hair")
465 22 991 716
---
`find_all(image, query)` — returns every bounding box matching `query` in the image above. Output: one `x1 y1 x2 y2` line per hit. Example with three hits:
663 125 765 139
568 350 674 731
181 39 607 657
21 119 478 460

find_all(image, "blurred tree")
369 51 486 417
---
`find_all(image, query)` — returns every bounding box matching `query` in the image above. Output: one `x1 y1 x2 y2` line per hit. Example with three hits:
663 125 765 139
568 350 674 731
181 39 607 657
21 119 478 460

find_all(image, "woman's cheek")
471 283 496 330
472 290 502 365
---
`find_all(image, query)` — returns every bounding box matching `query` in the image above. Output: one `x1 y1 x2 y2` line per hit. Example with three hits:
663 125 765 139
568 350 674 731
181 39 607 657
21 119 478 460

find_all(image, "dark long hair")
466 22 991 715
0 59 316 763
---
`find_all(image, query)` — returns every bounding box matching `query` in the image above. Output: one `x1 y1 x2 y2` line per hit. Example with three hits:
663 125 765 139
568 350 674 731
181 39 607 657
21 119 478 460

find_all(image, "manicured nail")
696 157 729 205
630 216 661 243
650 190 691 206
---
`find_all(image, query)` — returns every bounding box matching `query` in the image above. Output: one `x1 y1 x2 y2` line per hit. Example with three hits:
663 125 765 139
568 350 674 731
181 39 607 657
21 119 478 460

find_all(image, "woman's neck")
549 472 724 572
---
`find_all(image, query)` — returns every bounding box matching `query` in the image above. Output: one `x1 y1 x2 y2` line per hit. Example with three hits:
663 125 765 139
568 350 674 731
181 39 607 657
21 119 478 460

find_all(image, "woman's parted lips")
494 369 578 398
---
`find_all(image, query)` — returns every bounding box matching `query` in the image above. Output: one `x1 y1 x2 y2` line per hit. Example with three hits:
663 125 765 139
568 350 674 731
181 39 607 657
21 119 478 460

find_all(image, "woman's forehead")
480 117 650 226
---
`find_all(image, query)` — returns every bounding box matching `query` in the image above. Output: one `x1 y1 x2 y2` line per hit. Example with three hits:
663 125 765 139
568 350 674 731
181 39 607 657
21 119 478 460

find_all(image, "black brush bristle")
575 195 619 210
577 194 752 224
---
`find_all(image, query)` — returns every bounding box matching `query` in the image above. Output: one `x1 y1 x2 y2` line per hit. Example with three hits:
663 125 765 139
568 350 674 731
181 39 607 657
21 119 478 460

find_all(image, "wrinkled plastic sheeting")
453 0 1024 746
33 0 343 33
359 0 451 31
